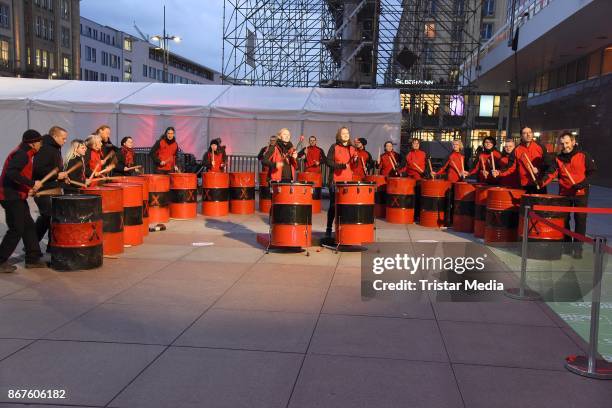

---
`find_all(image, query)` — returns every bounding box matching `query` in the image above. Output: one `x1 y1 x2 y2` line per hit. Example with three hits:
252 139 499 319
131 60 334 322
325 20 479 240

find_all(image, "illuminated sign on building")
395 79 436 86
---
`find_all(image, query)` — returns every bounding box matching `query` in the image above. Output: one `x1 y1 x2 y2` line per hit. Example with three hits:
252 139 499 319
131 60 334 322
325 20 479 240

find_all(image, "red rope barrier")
528 211 612 254
532 205 612 214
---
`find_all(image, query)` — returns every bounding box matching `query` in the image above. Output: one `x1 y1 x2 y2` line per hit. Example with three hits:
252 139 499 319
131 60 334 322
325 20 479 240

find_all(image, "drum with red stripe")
81 186 124 255
364 175 387 218
335 181 375 246
50 195 103 271
170 173 198 219
419 179 452 228
145 174 170 224
474 185 492 238
385 177 415 224
229 172 256 214
452 182 481 233
106 183 144 246
484 187 525 244
298 172 322 213
258 172 271 213
270 182 312 248
115 176 149 235
202 172 229 216
518 194 570 259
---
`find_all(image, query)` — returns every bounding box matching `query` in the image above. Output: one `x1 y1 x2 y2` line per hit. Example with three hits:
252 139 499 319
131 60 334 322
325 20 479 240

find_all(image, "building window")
124 38 132 51
91 48 96 63
61 0 69 19
61 26 70 47
0 40 9 63
111 75 119 82
603 46 612 75
42 18 48 40
0 4 10 29
63 56 69 74
124 59 132 81
36 16 42 37
27 47 31 65
49 20 54 41
482 0 495 17
42 50 48 68
102 51 108 66
588 50 602 79
48 0 53 11
149 66 155 78
425 23 435 39
49 52 54 69
93 29 98 40
35 49 41 66
100 73 107 81
87 26 92 37
480 23 493 40
85 46 91 61
143 64 148 77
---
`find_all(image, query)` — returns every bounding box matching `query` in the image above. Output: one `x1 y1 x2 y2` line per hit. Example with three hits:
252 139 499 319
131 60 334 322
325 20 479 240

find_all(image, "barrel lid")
270 181 314 186
52 194 100 201
335 181 376 186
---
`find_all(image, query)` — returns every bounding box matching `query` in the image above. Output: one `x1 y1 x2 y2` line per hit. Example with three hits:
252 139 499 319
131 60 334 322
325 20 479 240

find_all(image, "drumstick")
39 167 59 185
123 165 142 172
480 156 487 174
450 160 463 179
460 159 465 174
521 154 540 187
412 162 424 173
34 188 62 197
102 149 115 164
561 162 576 185
389 154 397 171
88 163 101 181
360 157 367 176
67 179 87 188
428 158 435 179
65 161 83 176
490 152 496 172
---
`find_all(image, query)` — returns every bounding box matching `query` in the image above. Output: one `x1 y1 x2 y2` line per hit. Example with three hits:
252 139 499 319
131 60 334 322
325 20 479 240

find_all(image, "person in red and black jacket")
496 127 549 193
63 139 88 193
84 134 114 178
0 130 45 272
32 126 69 244
401 138 428 179
325 127 358 237
469 136 501 184
377 141 401 177
95 125 118 158
492 138 521 188
298 136 326 174
436 139 469 182
257 136 277 173
115 137 140 176
262 128 298 185
350 138 373 180
149 127 179 174
202 138 227 172
540 132 596 258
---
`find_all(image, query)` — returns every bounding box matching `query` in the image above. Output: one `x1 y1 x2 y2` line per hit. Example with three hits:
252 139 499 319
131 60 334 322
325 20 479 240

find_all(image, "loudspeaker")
396 48 418 70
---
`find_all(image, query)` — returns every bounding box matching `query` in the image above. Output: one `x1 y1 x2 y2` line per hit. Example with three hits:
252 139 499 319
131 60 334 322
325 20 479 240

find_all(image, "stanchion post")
505 205 541 301
565 235 612 379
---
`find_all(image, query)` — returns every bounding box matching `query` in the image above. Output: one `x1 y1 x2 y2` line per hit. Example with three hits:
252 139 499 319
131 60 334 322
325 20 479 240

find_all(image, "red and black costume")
64 155 87 193
402 149 428 179
498 140 548 193
378 151 401 177
436 151 465 182
115 146 136 176
325 141 357 235
540 147 596 256
0 131 43 266
84 148 103 175
469 147 502 184
350 148 373 180
258 144 274 173
262 140 298 182
149 134 179 174
497 150 521 188
298 145 326 173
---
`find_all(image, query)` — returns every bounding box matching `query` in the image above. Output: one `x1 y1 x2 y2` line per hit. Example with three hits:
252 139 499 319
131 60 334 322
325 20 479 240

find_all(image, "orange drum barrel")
419 179 452 228
297 172 322 214
365 175 387 218
81 186 124 255
335 181 375 246
105 183 144 246
50 195 103 271
115 176 149 235
452 182 478 233
270 182 312 248
258 172 272 213
484 187 525 244
145 174 170 224
474 185 492 238
170 173 198 219
202 172 229 216
229 172 256 214
518 194 570 259
385 177 416 224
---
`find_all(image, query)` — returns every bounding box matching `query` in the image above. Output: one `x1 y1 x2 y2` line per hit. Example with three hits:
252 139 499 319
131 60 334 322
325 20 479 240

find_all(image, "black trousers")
0 200 42 263
565 193 588 245
326 185 336 233
34 195 53 241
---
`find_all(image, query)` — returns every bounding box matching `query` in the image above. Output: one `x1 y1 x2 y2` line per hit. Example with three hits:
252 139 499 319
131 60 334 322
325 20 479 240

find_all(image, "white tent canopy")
0 77 400 161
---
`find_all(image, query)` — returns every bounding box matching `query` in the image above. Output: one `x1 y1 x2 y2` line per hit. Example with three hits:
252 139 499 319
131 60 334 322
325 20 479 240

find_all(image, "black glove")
573 183 586 191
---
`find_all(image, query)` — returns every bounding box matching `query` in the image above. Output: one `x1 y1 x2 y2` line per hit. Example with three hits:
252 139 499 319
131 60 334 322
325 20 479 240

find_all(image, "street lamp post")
151 5 181 83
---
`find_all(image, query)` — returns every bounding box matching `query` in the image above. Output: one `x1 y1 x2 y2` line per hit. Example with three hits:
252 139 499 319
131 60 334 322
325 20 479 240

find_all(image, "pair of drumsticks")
33 161 86 196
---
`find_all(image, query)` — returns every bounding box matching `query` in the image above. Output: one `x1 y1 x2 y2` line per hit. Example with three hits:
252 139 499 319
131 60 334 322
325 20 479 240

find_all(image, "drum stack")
202 172 230 216
385 177 416 224
170 173 198 219
298 172 323 214
452 182 478 233
334 181 375 249
419 180 452 228
484 187 525 245
229 172 256 214
519 194 570 259
146 174 171 224
81 186 124 256
106 183 144 246
268 181 313 252
364 175 387 218
258 172 272 213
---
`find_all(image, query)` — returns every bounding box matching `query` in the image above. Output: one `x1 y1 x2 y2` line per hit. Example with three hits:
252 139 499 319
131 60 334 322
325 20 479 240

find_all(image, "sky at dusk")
80 0 225 72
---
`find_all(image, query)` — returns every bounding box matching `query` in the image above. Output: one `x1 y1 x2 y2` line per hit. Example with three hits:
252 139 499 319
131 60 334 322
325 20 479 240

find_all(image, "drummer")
95 125 118 158
84 134 114 178
492 138 521 188
63 139 88 193
257 135 277 173
436 139 469 182
202 138 227 172
262 128 298 182
469 136 501 184
32 126 69 244
115 136 139 176
377 141 401 177
297 135 326 173
324 126 358 238
401 138 428 180
149 127 179 174
351 138 373 180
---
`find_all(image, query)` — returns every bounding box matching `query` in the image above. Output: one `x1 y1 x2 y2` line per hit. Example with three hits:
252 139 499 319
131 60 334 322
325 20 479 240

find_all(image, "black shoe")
572 248 583 260
0 262 17 273
25 260 47 269
325 229 332 238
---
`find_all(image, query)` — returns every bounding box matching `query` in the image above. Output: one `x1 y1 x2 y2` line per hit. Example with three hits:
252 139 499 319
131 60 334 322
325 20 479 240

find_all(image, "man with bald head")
497 127 548 193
